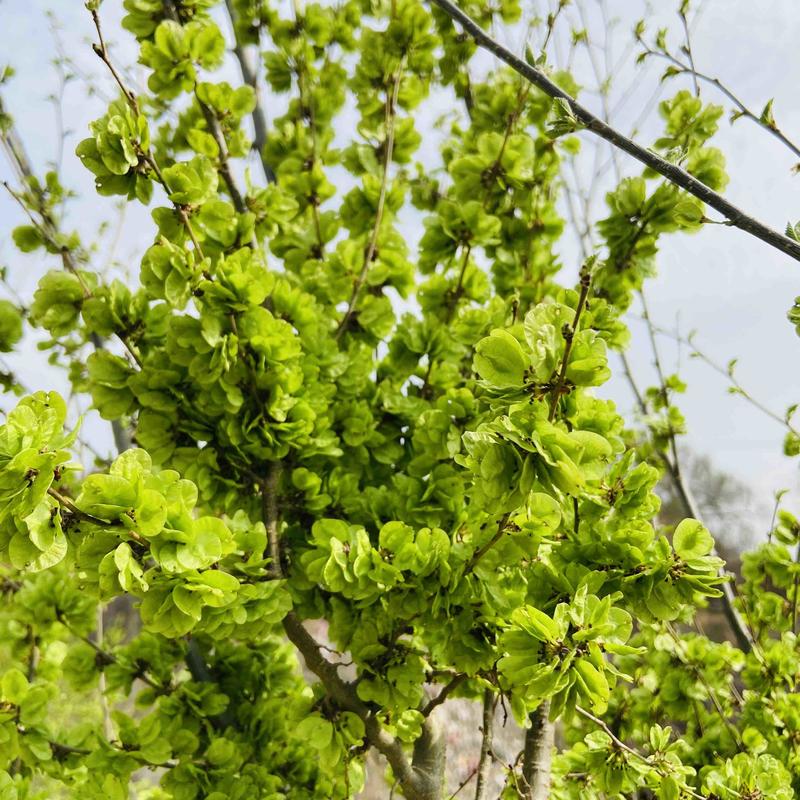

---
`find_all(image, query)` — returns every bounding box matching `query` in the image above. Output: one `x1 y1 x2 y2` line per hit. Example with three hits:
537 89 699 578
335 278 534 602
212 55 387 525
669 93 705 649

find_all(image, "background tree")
0 1 798 799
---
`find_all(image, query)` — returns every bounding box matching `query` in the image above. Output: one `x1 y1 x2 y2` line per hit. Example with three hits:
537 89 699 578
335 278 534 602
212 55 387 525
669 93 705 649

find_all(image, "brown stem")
89 12 207 264
639 288 685 492
57 613 164 692
575 705 705 799
261 460 440 795
90 9 139 113
448 766 478 799
47 488 149 551
47 488 107 526
678 8 700 98
17 724 178 769
654 327 800 438
638 41 800 160
665 624 742 748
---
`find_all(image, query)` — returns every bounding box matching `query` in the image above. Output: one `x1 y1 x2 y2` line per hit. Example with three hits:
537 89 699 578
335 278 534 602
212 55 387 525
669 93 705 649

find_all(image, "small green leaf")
473 330 528 388
673 519 713 560
1 669 28 704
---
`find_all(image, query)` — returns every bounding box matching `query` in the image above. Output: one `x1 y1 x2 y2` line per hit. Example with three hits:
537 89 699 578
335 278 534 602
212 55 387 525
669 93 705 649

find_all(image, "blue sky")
1 0 799 542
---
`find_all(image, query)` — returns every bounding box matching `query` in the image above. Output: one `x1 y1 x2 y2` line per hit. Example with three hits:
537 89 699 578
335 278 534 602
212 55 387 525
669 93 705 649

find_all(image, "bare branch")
428 0 800 264
637 35 800 161
619 327 755 653
464 513 511 573
548 264 592 422
223 0 276 183
197 98 246 214
678 5 700 97
421 672 467 717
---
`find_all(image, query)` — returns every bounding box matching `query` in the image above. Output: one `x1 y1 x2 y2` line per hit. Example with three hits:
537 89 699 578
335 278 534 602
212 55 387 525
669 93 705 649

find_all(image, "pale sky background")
0 0 798 546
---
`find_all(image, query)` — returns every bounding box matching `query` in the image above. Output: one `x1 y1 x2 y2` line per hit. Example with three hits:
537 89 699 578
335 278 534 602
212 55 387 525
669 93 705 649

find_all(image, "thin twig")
664 623 742 748
197 97 247 215
637 40 800 161
678 5 700 97
336 70 403 338
639 289 685 491
448 765 479 799
650 325 800 438
89 9 139 113
57 612 165 692
575 705 705 799
793 541 800 634
90 9 206 264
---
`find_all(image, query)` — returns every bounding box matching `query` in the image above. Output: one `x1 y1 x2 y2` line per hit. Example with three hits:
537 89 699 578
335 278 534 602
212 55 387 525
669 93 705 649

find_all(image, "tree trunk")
411 716 447 800
522 701 554 800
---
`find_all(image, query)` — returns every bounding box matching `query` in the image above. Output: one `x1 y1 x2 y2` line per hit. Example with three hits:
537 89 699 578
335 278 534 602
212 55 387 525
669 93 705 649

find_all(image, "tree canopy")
0 1 799 799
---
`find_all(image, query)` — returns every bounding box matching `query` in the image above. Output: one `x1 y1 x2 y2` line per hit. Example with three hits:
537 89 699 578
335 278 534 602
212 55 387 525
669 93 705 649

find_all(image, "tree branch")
421 672 467 717
464 513 510 573
56 611 166 692
521 700 554 800
0 94 143 402
548 264 592 422
411 716 446 800
336 70 403 339
223 0 276 183
262 463 283 578
282 611 439 800
575 705 705 799
619 336 755 653
473 688 495 800
197 98 246 214
262 453 438 795
428 0 800 264
636 35 800 161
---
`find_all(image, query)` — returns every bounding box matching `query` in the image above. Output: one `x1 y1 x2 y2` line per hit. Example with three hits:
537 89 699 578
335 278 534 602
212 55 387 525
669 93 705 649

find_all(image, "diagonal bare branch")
428 0 800 264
